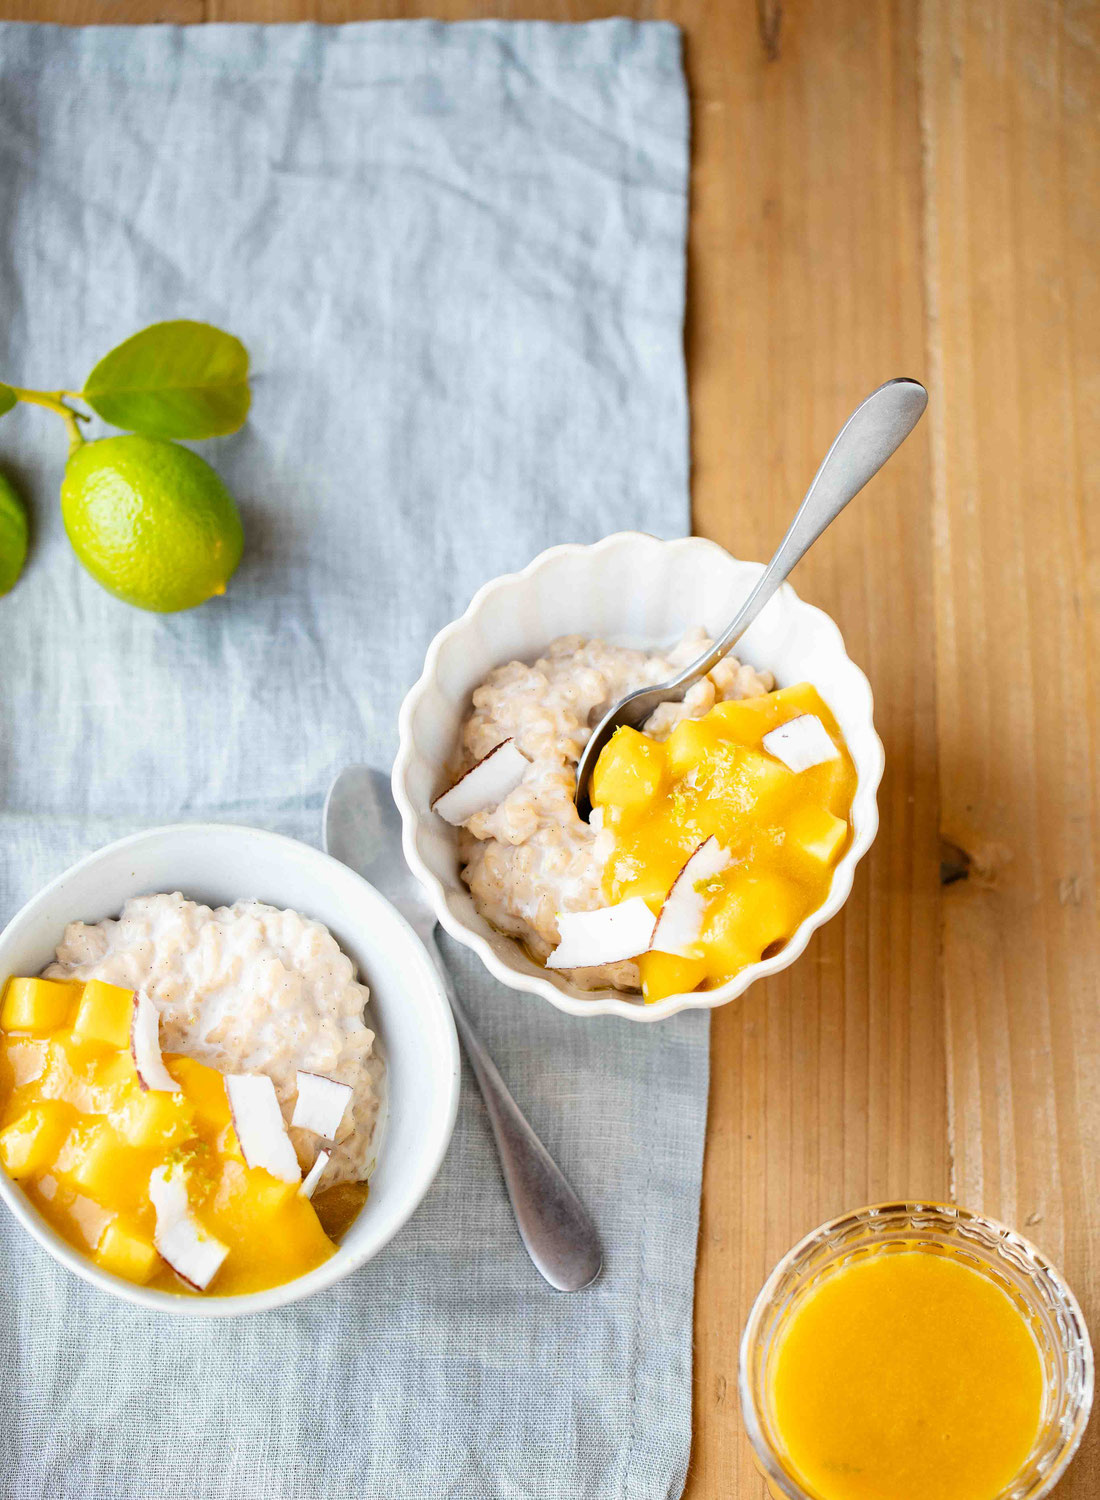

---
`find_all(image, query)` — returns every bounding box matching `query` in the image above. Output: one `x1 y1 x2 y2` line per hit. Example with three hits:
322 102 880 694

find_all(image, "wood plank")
685 2 945 1495
0 0 201 21
919 0 1100 1492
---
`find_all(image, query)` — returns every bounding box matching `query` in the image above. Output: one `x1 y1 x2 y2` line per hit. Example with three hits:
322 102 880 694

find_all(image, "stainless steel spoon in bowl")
324 764 603 1292
574 377 928 817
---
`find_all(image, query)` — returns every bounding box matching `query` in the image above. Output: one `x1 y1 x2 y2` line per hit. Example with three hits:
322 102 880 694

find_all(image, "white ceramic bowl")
394 531 884 1022
0 824 461 1316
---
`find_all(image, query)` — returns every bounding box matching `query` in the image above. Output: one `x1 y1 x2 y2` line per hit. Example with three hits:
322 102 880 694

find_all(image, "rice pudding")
43 894 382 1186
452 630 774 991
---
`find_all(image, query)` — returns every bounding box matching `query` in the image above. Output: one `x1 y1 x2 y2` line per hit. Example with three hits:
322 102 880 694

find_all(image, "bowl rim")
393 530 885 1022
0 821 461 1317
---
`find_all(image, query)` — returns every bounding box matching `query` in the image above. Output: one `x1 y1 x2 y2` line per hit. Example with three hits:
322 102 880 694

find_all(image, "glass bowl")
739 1201 1094 1500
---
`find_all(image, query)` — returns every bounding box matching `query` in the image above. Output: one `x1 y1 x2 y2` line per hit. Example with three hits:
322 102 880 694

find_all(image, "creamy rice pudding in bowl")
0 825 460 1315
393 532 884 1021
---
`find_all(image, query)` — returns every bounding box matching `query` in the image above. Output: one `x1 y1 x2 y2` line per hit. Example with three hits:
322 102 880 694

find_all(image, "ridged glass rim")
738 1201 1094 1500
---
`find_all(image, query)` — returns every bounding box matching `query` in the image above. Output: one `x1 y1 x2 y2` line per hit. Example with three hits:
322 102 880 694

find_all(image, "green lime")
61 434 244 612
0 471 30 596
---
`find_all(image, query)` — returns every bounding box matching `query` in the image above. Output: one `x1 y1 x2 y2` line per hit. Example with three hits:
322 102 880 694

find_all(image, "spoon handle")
672 377 928 688
573 379 927 814
424 932 603 1293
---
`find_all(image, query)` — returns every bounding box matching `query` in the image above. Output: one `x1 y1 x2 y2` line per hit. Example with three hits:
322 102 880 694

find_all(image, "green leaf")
0 470 29 596
0 383 16 419
82 320 251 440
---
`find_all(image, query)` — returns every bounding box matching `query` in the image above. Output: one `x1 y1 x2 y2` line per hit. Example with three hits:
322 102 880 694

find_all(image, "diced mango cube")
706 873 805 971
639 950 708 1005
72 980 134 1049
242 1168 300 1216
808 755 857 819
770 682 826 718
666 717 717 779
592 727 666 815
95 1051 138 1091
734 749 797 804
743 872 806 952
56 1120 135 1201
706 696 778 745
94 1218 158 1284
2 1036 49 1089
113 1087 195 1150
0 1101 73 1177
208 1158 297 1245
1 978 79 1035
168 1056 231 1132
786 804 849 867
604 847 683 911
688 743 792 815
700 906 755 977
36 1031 100 1107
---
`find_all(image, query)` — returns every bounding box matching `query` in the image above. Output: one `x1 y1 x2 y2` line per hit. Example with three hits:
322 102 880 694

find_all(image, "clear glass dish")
739 1201 1094 1500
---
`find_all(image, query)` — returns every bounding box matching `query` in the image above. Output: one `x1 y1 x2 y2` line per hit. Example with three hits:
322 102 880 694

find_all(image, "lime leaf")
0 384 16 418
0 471 29 595
82 320 251 440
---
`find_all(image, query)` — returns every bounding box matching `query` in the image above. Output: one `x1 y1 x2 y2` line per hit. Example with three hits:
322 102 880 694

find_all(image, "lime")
0 471 30 596
61 434 244 613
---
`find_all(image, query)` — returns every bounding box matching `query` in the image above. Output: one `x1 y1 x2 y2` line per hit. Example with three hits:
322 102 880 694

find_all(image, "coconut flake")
299 1149 331 1200
291 1071 353 1140
130 990 181 1094
762 714 840 773
432 739 530 826
546 898 657 970
149 1165 228 1291
225 1073 301 1183
650 837 732 957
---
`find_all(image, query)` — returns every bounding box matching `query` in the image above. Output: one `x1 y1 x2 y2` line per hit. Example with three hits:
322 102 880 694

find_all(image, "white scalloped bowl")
393 532 884 1022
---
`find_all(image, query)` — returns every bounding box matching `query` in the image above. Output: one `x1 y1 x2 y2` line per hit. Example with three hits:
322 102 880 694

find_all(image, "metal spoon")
324 764 603 1292
574 378 928 816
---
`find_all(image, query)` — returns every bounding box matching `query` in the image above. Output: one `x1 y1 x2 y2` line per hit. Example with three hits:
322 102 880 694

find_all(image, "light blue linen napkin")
0 20 705 1500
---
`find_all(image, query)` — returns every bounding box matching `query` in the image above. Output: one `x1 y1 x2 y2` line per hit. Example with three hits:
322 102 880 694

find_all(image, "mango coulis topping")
591 683 857 1002
769 1249 1044 1500
0 976 337 1295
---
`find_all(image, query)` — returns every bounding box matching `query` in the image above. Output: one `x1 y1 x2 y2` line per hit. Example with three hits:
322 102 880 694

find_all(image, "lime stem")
9 387 88 455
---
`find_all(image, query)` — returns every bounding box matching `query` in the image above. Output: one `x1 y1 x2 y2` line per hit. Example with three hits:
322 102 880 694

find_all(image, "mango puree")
769 1249 1044 1500
0 975 337 1295
591 684 857 1002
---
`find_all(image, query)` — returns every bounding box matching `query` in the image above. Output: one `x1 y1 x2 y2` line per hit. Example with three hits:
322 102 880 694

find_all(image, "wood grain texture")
918 1 1100 1493
684 3 947 1495
0 0 201 21
0 0 1094 1495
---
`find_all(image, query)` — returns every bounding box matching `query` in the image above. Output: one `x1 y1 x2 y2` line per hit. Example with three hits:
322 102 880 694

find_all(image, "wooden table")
3 0 1095 1494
